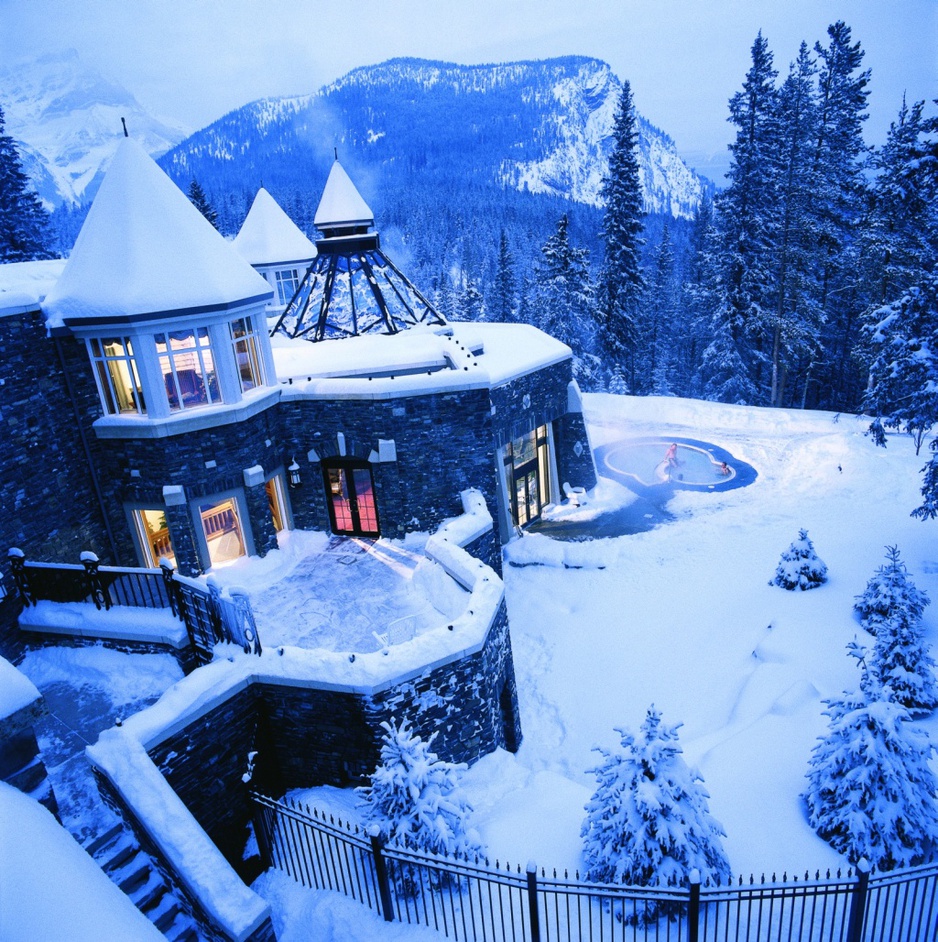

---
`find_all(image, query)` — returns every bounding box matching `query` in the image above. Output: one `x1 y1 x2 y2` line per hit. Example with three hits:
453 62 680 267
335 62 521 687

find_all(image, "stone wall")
0 313 112 565
0 677 57 816
279 387 500 538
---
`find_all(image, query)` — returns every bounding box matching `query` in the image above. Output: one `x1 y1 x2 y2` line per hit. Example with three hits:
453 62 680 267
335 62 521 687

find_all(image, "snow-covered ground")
282 393 938 925
6 392 938 941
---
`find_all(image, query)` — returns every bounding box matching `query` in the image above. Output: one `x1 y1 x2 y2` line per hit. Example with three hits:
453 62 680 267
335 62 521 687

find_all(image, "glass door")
506 425 552 528
322 461 380 536
133 508 176 568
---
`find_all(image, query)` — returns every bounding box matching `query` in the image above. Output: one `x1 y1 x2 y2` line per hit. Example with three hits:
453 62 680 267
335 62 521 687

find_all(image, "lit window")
155 327 220 411
89 337 146 415
132 508 175 568
230 317 265 392
275 269 299 306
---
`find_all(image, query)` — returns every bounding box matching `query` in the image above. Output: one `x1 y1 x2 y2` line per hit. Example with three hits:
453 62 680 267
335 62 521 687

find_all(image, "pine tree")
771 528 828 590
803 647 938 870
0 105 55 261
807 22 871 411
535 213 597 354
768 43 823 407
187 178 219 230
865 270 938 456
710 32 781 405
357 719 485 863
862 99 937 309
645 223 679 395
581 707 731 923
491 229 516 323
597 81 645 388
870 606 938 715
855 546 930 636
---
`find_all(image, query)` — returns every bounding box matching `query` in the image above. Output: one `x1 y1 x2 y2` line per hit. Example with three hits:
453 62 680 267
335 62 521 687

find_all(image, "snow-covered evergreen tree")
803 648 938 869
807 21 871 412
357 719 485 863
0 104 55 261
710 32 780 405
490 229 517 323
187 178 219 230
770 528 828 590
855 546 930 635
581 707 731 923
767 42 823 408
534 213 597 355
865 271 938 457
597 81 645 388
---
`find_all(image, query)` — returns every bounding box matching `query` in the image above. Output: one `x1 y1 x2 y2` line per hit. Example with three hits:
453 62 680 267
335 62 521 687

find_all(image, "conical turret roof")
44 137 271 327
232 188 317 266
314 161 374 230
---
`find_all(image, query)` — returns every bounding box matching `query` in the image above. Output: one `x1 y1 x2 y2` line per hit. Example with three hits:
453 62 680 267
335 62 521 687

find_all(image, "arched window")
322 459 379 537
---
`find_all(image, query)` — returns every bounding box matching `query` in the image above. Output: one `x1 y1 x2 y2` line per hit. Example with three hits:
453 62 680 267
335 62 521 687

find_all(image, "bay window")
230 316 265 392
155 327 220 411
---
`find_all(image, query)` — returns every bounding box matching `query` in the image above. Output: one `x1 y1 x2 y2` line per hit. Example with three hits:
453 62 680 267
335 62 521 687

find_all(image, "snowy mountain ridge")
314 56 705 217
0 50 188 208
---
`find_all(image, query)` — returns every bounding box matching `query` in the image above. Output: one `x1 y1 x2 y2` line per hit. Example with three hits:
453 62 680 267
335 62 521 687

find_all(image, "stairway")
83 822 202 941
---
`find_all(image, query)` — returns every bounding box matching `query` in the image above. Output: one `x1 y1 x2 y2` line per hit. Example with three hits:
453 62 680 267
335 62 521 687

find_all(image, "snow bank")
18 600 188 647
0 781 165 941
0 656 41 718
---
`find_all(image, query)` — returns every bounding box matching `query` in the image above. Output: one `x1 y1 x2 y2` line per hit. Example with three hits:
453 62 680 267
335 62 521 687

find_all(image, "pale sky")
1 0 934 174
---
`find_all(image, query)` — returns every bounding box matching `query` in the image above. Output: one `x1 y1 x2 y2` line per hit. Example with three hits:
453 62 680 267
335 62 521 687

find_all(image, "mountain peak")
0 50 189 208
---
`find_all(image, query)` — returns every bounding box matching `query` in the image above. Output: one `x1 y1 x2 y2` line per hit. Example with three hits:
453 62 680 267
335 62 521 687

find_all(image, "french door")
322 460 380 537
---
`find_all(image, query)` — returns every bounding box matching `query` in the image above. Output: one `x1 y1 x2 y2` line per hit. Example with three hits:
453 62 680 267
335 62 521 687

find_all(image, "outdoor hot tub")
594 437 757 495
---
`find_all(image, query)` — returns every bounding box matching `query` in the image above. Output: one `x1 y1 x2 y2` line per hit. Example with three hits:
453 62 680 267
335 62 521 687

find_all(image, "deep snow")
6 392 938 941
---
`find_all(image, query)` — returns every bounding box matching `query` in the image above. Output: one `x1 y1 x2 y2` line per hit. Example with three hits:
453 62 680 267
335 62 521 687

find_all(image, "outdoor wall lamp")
288 459 302 489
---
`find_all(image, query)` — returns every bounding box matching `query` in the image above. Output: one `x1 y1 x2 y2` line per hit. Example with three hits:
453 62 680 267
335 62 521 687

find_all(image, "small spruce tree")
803 646 938 870
357 719 485 862
187 179 219 230
869 611 938 716
581 707 731 924
771 529 827 590
855 546 930 635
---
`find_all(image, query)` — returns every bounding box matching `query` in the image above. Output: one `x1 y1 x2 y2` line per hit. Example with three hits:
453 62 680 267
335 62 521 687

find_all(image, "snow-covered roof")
0 259 66 318
272 321 571 399
314 160 374 230
42 138 272 329
232 188 317 267
0 781 165 941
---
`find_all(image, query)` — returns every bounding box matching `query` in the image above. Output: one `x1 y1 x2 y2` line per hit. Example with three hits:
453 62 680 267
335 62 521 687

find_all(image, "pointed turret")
232 188 317 268
272 161 445 341
44 138 271 328
314 161 375 235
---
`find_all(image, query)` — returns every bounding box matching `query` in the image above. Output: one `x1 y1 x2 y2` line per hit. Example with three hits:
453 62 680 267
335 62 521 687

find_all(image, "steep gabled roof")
43 138 271 327
232 188 317 267
313 161 374 230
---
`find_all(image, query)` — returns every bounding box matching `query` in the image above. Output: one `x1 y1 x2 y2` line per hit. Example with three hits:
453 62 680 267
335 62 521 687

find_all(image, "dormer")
42 139 280 438
232 188 317 313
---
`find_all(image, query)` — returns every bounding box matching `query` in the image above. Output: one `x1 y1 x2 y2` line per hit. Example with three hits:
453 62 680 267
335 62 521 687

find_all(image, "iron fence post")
80 551 110 610
7 548 34 606
250 795 273 871
688 868 701 942
846 858 870 942
368 826 395 922
159 558 178 617
526 861 541 942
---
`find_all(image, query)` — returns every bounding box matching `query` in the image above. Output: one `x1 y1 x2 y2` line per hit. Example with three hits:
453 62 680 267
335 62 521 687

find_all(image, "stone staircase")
83 822 202 941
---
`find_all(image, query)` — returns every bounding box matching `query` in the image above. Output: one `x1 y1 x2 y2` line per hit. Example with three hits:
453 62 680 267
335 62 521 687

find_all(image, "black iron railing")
7 549 261 663
250 791 938 942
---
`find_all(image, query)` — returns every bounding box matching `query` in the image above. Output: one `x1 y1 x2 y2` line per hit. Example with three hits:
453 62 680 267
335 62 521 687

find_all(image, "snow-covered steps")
83 821 201 941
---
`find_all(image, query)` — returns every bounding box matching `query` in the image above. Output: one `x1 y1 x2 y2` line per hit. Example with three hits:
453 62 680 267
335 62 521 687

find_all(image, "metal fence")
250 792 938 942
7 549 261 663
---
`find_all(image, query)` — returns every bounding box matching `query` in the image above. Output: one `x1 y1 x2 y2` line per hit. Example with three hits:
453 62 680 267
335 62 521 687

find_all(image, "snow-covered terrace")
271 320 570 398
